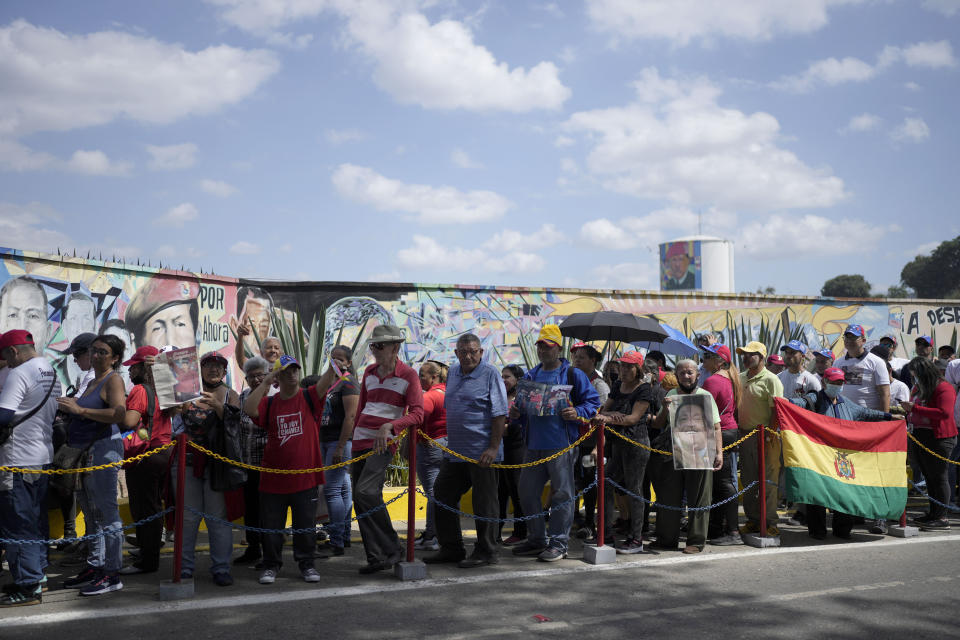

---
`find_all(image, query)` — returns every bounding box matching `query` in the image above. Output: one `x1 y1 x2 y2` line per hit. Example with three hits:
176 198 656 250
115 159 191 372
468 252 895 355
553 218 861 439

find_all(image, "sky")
1 0 958 296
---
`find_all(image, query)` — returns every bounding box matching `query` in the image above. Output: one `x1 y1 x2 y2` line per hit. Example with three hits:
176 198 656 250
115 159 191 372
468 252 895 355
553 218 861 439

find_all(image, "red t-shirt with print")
126 385 173 448
255 386 325 494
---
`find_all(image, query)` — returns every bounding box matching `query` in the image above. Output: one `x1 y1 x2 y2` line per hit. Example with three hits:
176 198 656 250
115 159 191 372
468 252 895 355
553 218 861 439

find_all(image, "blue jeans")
0 471 49 585
321 440 353 547
416 438 445 539
518 448 577 552
76 437 124 574
173 464 233 576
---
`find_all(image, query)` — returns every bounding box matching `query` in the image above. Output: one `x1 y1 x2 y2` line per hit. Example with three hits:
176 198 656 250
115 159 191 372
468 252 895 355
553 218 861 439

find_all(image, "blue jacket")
522 359 601 449
790 391 891 421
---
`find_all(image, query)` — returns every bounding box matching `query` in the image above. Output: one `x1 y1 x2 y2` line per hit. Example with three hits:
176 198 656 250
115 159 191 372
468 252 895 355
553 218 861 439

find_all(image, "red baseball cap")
123 345 159 366
823 367 846 383
619 351 645 367
0 330 35 352
701 343 731 364
766 354 784 366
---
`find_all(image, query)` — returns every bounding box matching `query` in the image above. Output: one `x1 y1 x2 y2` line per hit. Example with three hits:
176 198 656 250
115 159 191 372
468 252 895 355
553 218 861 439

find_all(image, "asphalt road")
3 519 958 639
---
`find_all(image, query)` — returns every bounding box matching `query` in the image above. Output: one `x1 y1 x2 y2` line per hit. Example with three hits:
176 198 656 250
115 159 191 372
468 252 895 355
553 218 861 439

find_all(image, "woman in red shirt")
902 357 958 531
413 361 447 551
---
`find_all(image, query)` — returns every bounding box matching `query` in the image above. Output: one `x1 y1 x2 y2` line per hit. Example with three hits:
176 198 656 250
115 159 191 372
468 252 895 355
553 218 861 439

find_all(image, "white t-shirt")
833 351 890 411
74 367 96 397
890 378 910 405
0 356 62 466
889 356 911 375
778 369 822 399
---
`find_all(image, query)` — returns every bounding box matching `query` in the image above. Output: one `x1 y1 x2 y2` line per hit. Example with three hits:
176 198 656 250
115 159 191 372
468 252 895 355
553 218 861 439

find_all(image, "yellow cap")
536 324 563 347
735 341 768 359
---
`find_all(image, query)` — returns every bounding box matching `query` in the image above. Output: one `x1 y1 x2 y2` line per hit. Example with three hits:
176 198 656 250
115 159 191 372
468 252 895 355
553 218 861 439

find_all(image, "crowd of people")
0 321 958 607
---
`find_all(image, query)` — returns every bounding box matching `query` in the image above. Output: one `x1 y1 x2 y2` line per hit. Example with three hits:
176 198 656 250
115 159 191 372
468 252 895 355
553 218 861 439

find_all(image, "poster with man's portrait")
660 241 702 291
669 394 716 470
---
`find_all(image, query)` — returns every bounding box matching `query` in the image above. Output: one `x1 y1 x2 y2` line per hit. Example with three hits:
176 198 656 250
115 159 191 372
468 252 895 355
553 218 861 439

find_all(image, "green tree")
885 284 911 298
821 274 871 298
901 235 960 299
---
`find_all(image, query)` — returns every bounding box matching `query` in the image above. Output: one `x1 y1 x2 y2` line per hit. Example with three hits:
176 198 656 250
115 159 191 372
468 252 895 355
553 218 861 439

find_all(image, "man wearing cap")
789 367 893 540
124 277 199 350
736 341 784 537
349 325 424 574
765 354 785 375
118 346 174 575
813 348 834 381
833 325 890 413
663 243 696 290
60 332 97 397
0 330 62 607
879 336 910 375
424 333 508 569
511 325 600 561
778 340 821 400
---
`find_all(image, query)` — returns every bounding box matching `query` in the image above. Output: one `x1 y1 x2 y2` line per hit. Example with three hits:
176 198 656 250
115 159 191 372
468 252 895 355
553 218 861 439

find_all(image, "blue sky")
1 0 958 295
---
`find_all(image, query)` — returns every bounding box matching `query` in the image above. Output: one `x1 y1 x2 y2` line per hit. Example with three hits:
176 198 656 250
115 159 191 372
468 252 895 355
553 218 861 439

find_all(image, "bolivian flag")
775 398 907 520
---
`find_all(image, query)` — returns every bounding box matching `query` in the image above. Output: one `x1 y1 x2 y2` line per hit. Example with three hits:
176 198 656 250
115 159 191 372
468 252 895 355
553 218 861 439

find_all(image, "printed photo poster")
660 240 702 291
153 346 203 408
669 394 716 470
515 380 572 416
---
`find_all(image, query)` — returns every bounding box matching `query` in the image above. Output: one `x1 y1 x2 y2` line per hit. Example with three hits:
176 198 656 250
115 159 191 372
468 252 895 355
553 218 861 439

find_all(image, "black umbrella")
559 311 668 343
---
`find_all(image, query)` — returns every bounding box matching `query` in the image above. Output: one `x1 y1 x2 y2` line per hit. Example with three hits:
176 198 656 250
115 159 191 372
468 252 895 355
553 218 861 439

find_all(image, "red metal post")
758 425 767 538
406 429 417 562
899 510 907 528
172 433 187 582
596 422 606 546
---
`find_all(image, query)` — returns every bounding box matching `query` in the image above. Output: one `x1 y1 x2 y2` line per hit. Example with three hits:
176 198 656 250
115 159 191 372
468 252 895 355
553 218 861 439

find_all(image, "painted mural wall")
3 247 959 392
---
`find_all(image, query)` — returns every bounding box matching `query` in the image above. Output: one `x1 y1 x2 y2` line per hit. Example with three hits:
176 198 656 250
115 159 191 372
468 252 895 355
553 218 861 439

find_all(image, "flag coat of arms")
775 398 907 520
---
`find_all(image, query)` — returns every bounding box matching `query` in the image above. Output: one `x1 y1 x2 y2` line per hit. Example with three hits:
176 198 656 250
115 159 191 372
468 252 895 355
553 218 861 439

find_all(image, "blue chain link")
183 489 410 535
605 477 759 512
417 476 599 524
0 507 174 546
909 479 960 512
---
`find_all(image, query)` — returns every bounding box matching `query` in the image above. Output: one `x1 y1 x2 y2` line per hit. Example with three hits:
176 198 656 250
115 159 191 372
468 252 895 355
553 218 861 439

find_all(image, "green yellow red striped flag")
774 398 907 520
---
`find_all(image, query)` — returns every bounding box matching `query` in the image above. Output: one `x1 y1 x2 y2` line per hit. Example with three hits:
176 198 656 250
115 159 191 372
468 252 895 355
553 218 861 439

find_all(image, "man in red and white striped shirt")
351 324 424 574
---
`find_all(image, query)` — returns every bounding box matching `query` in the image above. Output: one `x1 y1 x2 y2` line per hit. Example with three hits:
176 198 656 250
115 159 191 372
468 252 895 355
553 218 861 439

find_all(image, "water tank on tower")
658 235 734 293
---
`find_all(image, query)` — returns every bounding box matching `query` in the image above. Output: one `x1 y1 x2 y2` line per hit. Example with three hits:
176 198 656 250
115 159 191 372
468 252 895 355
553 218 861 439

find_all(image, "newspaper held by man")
152 346 203 409
515 380 572 417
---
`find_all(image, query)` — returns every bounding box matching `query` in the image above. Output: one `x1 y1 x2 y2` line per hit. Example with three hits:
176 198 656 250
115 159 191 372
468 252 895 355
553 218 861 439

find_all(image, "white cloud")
0 201 74 253
842 113 882 133
154 202 199 228
209 0 570 111
0 139 57 171
580 207 738 250
331 163 512 223
395 228 558 275
585 0 861 46
0 140 132 175
907 240 940 257
324 128 368 144
890 117 930 143
451 148 483 169
229 240 262 255
564 68 846 211
146 143 198 170
554 135 575 148
590 262 658 290
396 235 486 269
739 213 888 259
923 0 960 16
774 40 956 93
581 218 638 250
481 224 566 253
66 149 132 176
199 178 238 197
904 81 922 91
0 20 279 138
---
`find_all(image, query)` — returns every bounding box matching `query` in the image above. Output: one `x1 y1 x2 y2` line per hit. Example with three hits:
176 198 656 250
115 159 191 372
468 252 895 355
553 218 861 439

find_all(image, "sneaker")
537 546 567 562
79 573 123 596
868 519 888 534
39 575 48 592
213 573 234 587
766 526 781 537
682 545 702 554
512 541 547 557
63 566 99 589
316 542 344 557
0 584 41 607
920 519 951 531
259 568 277 584
501 535 525 547
708 533 743 546
574 526 593 539
615 538 645 554
739 521 761 535
301 567 321 583
414 534 440 551
119 564 147 575
911 514 934 525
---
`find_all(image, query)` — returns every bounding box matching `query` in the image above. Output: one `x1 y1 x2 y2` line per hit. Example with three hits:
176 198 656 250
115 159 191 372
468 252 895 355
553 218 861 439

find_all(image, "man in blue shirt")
423 334 508 568
511 325 601 561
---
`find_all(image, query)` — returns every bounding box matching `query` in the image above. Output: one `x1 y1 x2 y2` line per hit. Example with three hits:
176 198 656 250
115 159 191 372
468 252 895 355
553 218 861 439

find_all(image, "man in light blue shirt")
423 334 507 569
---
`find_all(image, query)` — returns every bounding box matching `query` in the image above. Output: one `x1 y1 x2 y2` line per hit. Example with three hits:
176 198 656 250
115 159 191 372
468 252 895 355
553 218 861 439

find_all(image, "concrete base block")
394 560 427 581
888 525 919 538
158 578 194 601
742 533 782 548
582 544 617 565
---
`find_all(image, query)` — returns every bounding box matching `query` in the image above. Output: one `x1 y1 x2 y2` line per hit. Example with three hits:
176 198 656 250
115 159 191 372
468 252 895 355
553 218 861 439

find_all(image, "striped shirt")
353 360 424 452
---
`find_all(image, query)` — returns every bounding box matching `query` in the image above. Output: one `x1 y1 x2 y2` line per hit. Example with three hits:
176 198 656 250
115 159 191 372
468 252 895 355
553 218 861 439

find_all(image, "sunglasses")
370 342 399 351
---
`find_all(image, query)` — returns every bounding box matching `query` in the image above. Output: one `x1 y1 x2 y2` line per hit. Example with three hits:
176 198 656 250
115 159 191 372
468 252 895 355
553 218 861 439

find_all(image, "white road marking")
3 534 956 628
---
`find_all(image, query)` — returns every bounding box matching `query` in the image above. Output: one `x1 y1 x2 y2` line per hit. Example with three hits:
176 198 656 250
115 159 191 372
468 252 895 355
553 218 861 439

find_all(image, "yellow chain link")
764 425 781 438
908 431 960 466
605 427 672 455
0 440 177 475
186 431 407 474
725 427 759 450
417 423 597 469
